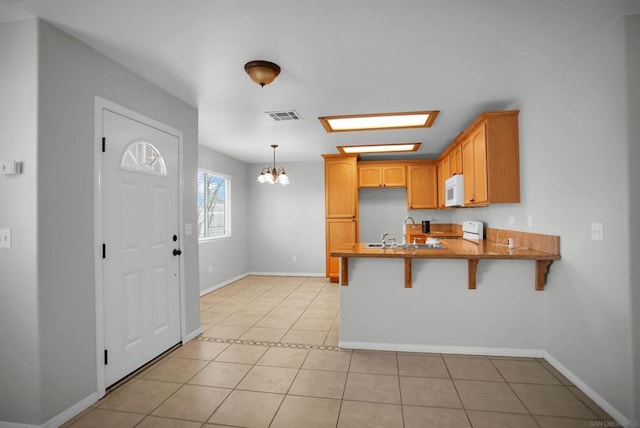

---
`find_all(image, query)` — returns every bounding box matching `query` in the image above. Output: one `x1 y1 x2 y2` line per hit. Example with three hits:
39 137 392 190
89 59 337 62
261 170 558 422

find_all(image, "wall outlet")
0 229 11 248
591 223 604 241
292 255 297 262
507 216 515 226
527 215 533 229
208 265 213 274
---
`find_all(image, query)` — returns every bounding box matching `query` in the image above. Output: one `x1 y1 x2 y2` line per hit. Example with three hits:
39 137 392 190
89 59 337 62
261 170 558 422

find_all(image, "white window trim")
198 168 231 241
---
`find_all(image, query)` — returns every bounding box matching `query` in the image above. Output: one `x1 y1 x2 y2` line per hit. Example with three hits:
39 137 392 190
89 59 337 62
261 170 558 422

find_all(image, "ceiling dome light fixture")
244 60 281 87
257 145 289 185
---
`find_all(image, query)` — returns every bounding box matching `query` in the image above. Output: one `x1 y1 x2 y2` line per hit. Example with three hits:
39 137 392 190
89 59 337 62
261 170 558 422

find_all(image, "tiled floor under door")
64 275 619 427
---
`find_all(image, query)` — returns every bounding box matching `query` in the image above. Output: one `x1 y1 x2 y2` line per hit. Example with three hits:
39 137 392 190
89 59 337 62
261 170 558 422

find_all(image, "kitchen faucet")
381 232 389 248
403 216 415 245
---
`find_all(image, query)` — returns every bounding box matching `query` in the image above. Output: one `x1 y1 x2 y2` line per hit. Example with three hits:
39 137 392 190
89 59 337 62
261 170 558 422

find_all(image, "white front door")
102 109 181 387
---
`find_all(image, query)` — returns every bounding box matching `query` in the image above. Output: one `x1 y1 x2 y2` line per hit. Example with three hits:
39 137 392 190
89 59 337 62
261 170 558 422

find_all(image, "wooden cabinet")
325 156 358 218
436 141 462 208
322 155 358 282
436 158 447 208
406 162 438 209
462 125 488 205
460 111 520 206
325 218 357 281
358 163 406 188
449 144 463 176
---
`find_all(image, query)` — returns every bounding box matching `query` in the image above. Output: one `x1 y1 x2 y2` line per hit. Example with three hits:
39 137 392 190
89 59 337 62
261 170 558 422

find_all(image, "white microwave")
445 174 464 207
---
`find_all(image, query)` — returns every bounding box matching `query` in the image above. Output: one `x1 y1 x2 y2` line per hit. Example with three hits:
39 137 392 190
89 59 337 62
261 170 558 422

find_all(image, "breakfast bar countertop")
330 229 560 290
330 239 560 261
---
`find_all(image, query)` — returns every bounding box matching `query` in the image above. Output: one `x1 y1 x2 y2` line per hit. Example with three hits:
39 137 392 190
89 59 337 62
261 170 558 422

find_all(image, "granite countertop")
330 239 560 261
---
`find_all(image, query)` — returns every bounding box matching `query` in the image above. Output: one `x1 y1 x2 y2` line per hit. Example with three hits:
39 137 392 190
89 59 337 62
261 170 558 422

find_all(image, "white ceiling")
1 0 638 163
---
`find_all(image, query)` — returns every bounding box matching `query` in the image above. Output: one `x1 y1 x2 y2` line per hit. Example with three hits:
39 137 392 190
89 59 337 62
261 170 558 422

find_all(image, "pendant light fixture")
244 60 281 87
257 145 289 185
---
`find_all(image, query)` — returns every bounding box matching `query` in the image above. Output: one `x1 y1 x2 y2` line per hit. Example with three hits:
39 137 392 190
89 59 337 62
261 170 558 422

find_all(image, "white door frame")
93 97 186 397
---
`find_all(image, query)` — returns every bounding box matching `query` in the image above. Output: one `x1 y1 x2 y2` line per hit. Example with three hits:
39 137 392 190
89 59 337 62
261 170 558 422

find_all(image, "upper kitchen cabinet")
436 141 463 208
460 110 520 206
462 125 489 205
406 161 438 209
449 143 463 176
323 155 359 218
358 162 406 188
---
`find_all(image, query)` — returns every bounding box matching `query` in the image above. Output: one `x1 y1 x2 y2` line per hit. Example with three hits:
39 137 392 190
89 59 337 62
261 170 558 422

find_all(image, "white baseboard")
200 273 250 296
42 393 98 428
249 271 326 278
183 327 202 343
0 421 39 428
0 392 100 428
338 341 544 358
543 351 630 427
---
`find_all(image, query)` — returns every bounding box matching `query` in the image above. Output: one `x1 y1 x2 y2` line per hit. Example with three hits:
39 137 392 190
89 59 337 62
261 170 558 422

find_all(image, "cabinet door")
471 125 488 204
450 144 463 176
359 166 382 188
462 138 475 205
437 159 446 208
407 164 438 209
462 125 488 206
326 158 357 217
382 165 406 187
326 218 357 280
441 156 450 180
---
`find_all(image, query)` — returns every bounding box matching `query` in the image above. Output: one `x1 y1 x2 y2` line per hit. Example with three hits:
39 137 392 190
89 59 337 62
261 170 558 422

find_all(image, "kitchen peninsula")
331 228 560 290
332 229 561 355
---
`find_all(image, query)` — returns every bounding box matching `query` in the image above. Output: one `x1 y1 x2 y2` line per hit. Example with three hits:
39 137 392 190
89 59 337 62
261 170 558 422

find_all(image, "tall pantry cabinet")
322 154 358 283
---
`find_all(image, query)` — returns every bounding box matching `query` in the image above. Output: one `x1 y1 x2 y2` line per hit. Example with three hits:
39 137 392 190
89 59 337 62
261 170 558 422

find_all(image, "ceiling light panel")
319 111 439 132
337 142 421 154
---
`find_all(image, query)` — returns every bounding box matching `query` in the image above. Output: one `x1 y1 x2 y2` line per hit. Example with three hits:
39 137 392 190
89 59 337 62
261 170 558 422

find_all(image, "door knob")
173 249 182 256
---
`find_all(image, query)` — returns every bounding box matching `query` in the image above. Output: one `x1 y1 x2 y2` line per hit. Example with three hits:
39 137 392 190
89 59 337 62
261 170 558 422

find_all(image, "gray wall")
445 15 635 420
0 19 200 425
625 14 640 421
341 257 543 349
0 19 41 423
359 187 445 243
198 146 249 291
196 157 325 292
354 15 638 420
247 161 325 275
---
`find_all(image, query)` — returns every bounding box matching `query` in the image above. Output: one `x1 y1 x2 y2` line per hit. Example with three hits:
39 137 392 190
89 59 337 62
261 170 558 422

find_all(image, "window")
197 170 230 239
121 140 167 176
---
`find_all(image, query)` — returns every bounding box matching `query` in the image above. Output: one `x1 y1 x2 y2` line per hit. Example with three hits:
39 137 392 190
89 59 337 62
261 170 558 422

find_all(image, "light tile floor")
64 275 619 427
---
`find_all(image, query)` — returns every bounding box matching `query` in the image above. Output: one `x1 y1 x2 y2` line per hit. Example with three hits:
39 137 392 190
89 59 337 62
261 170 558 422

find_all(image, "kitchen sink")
408 243 445 249
365 243 384 248
364 243 445 250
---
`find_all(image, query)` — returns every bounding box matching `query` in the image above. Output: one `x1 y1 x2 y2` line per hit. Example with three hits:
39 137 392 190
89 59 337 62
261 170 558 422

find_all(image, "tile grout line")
442 356 474 427
487 356 544 426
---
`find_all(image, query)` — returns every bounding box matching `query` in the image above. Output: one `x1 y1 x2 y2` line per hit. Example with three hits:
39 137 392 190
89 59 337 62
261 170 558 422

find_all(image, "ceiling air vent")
266 110 301 121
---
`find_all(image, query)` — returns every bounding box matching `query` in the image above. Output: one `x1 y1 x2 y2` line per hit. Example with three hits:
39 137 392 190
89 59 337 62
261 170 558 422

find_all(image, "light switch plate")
184 223 193 236
0 229 11 248
0 161 18 174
